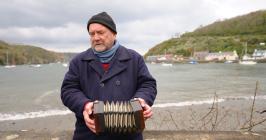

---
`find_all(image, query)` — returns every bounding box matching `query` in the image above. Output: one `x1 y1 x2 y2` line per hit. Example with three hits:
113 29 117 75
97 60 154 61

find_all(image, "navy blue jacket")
61 45 157 140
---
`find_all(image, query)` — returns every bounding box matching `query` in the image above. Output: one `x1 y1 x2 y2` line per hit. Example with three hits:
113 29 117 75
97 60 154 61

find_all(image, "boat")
188 48 198 64
224 60 233 64
239 60 257 65
239 42 257 65
161 63 173 67
62 63 68 67
30 64 42 68
239 55 257 65
4 65 16 68
4 51 16 68
188 60 198 64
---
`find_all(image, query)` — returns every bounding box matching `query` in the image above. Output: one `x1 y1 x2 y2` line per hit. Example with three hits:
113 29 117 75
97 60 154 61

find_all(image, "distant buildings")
193 51 209 60
205 51 239 61
146 50 239 62
146 49 266 63
146 54 175 63
146 55 158 62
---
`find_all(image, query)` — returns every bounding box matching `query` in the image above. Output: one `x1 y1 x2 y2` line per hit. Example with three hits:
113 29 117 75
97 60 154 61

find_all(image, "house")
205 50 238 61
193 51 209 60
146 56 158 62
252 49 266 60
173 55 184 61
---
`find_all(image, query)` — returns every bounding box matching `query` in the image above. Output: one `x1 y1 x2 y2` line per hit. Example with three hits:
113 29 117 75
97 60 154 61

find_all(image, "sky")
0 0 266 55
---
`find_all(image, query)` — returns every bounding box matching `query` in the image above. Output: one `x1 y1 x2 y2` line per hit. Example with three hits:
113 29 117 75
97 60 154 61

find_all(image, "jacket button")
116 80 120 86
100 83 104 87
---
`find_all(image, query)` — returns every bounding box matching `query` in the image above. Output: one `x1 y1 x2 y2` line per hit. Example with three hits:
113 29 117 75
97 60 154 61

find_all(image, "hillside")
0 40 75 65
145 10 266 58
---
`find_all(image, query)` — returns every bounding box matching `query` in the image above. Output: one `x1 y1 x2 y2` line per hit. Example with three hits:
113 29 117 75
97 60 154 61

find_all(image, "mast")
245 42 247 55
6 51 9 65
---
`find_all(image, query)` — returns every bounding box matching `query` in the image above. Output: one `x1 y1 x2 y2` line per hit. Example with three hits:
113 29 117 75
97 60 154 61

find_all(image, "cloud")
0 0 266 55
0 23 87 44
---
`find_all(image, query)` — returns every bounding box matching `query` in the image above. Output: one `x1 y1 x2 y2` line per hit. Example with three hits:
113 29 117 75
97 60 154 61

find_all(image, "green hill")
0 40 75 65
145 10 266 58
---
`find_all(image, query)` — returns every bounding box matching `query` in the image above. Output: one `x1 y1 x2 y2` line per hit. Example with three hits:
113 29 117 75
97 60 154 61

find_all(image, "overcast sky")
0 0 266 55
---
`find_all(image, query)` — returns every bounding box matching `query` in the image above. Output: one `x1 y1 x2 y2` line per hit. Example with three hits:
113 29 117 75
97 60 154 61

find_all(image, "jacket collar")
81 45 131 62
81 45 131 82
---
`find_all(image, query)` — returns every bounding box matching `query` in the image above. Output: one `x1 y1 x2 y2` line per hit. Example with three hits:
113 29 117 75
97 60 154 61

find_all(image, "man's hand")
136 98 153 120
83 102 96 133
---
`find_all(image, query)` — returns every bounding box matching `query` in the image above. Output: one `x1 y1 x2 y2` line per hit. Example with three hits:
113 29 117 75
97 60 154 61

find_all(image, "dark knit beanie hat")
87 12 117 34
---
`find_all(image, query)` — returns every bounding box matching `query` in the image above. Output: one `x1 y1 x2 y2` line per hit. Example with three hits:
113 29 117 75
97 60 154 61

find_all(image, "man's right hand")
83 102 96 133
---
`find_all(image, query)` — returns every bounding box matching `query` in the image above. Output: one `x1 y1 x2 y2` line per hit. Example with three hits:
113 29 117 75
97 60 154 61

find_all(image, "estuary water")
0 63 265 121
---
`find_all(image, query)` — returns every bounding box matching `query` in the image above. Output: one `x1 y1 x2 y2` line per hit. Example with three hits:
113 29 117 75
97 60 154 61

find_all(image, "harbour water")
0 63 266 121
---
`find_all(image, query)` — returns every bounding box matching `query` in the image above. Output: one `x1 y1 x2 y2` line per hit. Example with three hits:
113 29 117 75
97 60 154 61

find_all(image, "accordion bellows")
93 99 145 134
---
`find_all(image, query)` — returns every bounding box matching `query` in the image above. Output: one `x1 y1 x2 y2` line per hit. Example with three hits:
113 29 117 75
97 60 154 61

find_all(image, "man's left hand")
135 98 153 120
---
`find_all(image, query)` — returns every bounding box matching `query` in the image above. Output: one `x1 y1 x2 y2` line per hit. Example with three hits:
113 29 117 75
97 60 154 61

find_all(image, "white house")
259 42 265 46
205 50 238 61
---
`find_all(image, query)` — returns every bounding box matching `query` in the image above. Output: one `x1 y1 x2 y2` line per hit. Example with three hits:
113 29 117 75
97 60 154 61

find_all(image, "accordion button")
100 83 104 87
116 80 120 86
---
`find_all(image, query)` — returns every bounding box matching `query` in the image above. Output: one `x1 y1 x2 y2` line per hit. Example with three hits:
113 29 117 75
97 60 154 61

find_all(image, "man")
61 12 157 140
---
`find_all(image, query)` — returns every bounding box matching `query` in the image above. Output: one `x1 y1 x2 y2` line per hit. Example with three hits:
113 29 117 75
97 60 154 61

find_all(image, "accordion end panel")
93 99 145 134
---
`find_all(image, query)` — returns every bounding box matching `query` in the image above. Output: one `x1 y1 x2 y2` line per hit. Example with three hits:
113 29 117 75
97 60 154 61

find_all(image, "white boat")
239 42 257 65
62 63 68 67
239 60 257 65
4 51 16 69
161 63 173 67
30 64 42 68
4 65 16 68
224 60 233 64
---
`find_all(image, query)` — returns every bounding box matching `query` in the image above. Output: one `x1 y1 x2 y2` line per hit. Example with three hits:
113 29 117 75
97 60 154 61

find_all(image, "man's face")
89 23 116 52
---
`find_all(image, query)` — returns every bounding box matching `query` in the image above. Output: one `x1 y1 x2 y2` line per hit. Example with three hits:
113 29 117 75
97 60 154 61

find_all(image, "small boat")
30 64 42 68
4 65 16 69
4 51 16 69
62 63 68 67
188 60 198 64
224 60 233 64
239 42 257 65
161 63 173 67
239 60 257 65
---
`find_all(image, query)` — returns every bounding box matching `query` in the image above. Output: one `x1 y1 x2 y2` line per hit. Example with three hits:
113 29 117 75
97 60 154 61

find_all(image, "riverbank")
147 58 266 64
1 99 266 139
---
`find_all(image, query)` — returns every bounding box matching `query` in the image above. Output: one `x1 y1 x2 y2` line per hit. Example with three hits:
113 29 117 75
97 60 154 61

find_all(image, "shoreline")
1 99 266 139
147 99 266 131
146 58 266 64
